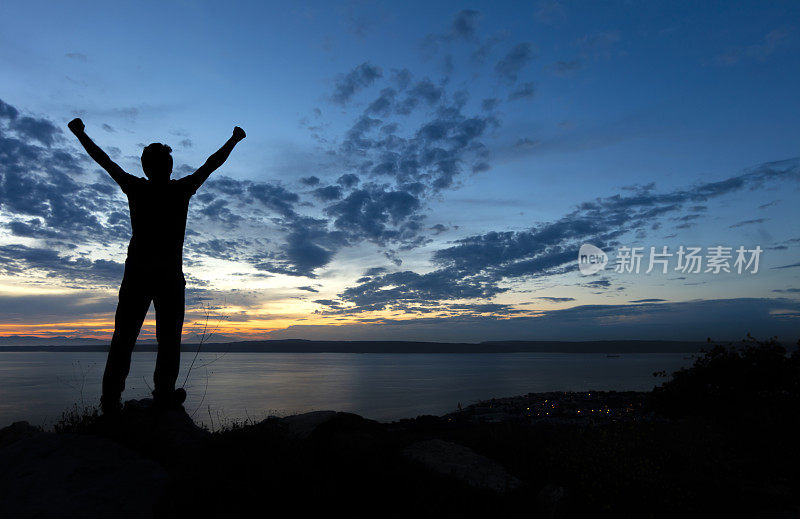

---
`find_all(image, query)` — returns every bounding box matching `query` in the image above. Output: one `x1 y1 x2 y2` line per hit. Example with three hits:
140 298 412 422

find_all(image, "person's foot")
100 394 122 415
153 387 187 409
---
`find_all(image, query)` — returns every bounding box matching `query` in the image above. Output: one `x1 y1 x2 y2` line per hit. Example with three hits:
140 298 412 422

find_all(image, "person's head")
141 143 173 181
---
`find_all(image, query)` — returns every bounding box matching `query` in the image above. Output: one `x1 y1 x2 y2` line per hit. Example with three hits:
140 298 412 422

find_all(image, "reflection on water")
0 352 693 427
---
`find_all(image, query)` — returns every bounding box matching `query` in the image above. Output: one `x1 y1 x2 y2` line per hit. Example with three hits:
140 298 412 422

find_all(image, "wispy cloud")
272 298 800 342
330 62 383 105
716 28 793 65
316 158 800 313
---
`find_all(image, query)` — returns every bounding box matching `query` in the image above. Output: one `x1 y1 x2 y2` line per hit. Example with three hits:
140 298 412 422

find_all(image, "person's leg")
152 275 186 403
102 274 152 411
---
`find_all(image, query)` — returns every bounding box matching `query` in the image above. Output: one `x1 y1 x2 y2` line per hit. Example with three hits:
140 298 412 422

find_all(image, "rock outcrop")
0 422 168 519
403 438 521 492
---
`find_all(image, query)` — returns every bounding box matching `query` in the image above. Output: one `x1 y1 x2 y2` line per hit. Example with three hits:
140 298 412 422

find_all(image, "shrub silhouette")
651 334 800 422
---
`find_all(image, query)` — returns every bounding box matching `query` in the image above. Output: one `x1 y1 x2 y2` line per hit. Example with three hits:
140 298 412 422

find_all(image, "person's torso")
124 179 193 272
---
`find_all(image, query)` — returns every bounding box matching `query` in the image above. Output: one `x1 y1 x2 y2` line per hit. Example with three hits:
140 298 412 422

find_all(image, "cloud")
0 291 116 321
300 175 321 186
495 43 536 81
206 175 246 196
298 67 499 263
325 269 508 313
551 60 581 76
247 183 300 217
0 244 124 285
64 52 87 62
276 298 800 342
451 10 481 40
8 218 62 239
729 218 768 228
198 175 349 277
331 62 383 104
251 215 345 278
430 223 449 235
337 84 495 191
0 99 19 120
421 10 484 56
773 262 800 270
321 157 800 312
312 299 342 308
195 197 244 227
312 185 343 201
9 115 60 146
471 33 505 64
284 232 335 276
324 185 423 245
0 84 477 286
293 29 561 273
186 237 248 262
401 79 444 111
481 98 499 111
337 173 359 188
3 94 797 299
508 82 536 101
716 28 793 65
0 99 342 282
583 278 611 289
0 104 131 247
515 137 539 149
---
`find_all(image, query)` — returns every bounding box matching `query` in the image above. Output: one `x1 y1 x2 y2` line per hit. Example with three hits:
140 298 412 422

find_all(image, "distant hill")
0 333 241 348
0 338 708 353
0 335 108 347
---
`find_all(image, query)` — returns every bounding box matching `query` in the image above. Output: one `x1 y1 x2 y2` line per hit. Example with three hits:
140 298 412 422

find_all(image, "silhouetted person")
68 118 246 412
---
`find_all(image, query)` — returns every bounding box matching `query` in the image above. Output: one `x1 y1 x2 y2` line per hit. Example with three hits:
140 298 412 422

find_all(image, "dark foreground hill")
1 389 798 518
2 337 797 518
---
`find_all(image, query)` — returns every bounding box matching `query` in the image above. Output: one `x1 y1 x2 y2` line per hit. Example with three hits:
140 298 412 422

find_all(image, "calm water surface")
0 352 694 427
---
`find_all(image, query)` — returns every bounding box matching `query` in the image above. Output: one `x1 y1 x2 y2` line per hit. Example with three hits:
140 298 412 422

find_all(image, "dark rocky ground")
1 389 798 518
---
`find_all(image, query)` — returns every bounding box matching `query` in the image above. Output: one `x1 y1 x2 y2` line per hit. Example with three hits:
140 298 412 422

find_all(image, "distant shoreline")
0 339 708 354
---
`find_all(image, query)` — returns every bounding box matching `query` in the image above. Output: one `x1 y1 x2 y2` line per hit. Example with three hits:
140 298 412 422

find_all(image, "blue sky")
0 0 798 342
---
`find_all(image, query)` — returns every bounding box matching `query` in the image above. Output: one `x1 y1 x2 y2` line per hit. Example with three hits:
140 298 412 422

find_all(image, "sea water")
0 351 693 427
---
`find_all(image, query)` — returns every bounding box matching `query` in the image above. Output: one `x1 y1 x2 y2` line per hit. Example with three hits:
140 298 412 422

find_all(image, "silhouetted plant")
54 404 100 434
57 360 98 408
651 334 800 422
183 301 229 388
182 301 230 418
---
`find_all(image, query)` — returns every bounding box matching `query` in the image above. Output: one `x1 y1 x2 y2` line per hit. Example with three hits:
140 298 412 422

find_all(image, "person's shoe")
172 387 187 406
153 387 187 409
100 394 122 415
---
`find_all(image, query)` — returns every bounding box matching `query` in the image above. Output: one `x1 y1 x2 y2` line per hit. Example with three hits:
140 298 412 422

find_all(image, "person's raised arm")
67 118 135 190
183 126 246 193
